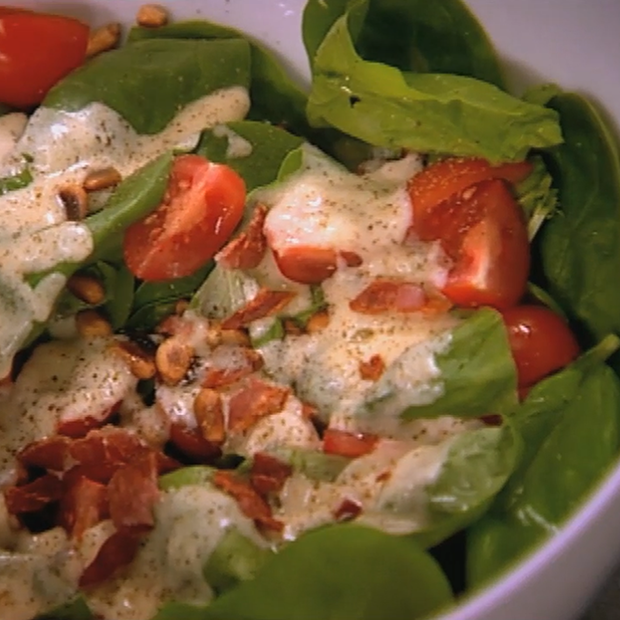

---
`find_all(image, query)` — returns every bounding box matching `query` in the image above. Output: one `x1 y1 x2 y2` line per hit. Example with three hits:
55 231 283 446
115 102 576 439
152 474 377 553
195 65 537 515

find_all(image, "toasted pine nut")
220 328 251 347
83 167 122 192
58 185 88 221
67 275 105 305
111 340 156 380
76 310 113 337
174 299 190 316
136 4 169 28
86 23 121 58
194 388 225 444
155 337 193 386
306 310 330 334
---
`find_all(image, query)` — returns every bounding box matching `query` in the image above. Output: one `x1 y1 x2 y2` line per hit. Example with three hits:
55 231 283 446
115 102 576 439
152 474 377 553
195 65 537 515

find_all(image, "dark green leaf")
535 92 620 342
204 524 453 620
307 13 562 162
128 21 309 136
362 308 517 420
44 39 251 135
38 596 92 620
196 121 304 193
103 265 135 330
0 167 32 196
152 602 211 620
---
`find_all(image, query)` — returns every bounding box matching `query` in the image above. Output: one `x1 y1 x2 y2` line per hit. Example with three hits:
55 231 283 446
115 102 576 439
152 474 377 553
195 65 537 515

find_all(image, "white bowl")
20 1 620 618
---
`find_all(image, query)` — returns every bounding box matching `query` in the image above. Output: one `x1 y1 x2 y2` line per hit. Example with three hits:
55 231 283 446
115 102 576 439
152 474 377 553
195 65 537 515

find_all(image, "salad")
1 1 620 619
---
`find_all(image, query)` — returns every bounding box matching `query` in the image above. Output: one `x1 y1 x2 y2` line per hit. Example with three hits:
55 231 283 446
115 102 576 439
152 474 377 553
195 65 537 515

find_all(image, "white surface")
22 0 620 618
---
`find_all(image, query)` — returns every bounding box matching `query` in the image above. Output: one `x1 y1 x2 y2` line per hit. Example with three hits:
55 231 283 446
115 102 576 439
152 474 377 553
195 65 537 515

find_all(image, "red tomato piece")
0 8 89 108
123 155 246 281
323 429 379 458
168 422 222 464
502 305 580 387
407 156 532 226
416 179 530 309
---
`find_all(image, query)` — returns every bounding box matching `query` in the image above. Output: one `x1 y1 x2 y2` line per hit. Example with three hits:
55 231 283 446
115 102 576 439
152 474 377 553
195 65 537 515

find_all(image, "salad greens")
2 1 620 620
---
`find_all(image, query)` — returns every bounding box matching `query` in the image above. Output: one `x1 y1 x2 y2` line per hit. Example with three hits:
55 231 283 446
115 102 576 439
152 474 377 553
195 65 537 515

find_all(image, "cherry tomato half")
502 305 580 387
123 155 246 282
407 156 533 226
415 178 530 310
323 428 378 458
0 7 89 108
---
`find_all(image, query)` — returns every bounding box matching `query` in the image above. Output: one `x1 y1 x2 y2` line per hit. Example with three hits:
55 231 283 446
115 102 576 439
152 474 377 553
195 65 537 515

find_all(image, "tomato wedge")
123 155 246 281
0 7 89 108
407 156 533 226
323 429 379 458
414 179 530 309
502 305 580 387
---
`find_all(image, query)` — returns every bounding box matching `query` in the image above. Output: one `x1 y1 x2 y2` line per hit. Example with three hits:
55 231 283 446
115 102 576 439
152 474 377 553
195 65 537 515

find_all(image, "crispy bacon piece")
340 250 363 267
250 453 293 496
168 422 221 463
4 474 63 515
79 530 141 589
57 402 120 438
334 498 362 522
108 452 159 535
17 436 71 471
221 289 296 330
201 348 263 389
217 204 268 270
322 428 378 459
227 378 290 434
213 470 283 532
358 354 386 381
349 280 427 315
58 473 108 540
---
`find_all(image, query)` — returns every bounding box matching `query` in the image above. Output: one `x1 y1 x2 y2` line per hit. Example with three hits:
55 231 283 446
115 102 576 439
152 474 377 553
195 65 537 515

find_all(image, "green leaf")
128 21 309 136
0 167 32 196
362 308 517 420
38 596 92 620
204 528 272 594
103 265 135 330
44 39 251 135
196 121 304 193
307 13 562 162
535 91 620 342
203 524 453 620
159 466 215 491
152 602 211 620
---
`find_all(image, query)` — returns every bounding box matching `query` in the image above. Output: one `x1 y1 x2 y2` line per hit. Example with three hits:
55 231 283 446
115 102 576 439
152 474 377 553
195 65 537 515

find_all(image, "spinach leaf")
196 121 304 193
467 360 620 587
44 39 251 135
203 524 453 620
153 603 210 620
534 91 620 342
39 596 92 620
361 308 517 420
128 21 309 137
0 167 32 196
102 264 135 330
306 12 562 162
515 156 558 240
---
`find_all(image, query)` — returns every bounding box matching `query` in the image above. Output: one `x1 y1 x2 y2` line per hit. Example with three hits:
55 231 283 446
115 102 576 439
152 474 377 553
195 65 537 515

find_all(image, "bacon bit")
79 530 141 589
350 280 427 315
4 474 63 515
57 404 119 438
340 251 363 267
213 470 283 533
201 349 263 389
221 289 296 330
480 414 503 427
227 378 290 434
58 475 108 540
193 388 225 444
17 436 71 471
334 498 362 522
250 453 293 497
359 354 386 381
323 428 379 459
301 401 319 420
70 427 145 471
168 422 221 463
108 452 159 535
217 204 268 270
375 470 391 483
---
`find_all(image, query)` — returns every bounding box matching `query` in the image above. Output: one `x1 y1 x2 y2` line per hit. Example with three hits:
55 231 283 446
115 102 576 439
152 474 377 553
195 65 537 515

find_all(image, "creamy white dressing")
0 86 250 379
0 336 136 486
0 113 27 164
86 485 265 620
212 124 253 159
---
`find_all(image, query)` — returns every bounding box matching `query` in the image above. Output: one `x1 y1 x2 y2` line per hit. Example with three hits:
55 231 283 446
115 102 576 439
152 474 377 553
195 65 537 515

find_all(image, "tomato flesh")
415 178 530 309
123 155 246 282
0 8 89 108
502 305 580 387
407 156 532 227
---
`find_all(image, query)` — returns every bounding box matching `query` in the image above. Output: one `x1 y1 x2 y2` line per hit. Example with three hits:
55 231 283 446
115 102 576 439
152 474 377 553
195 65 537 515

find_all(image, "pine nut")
58 185 88 221
155 337 193 386
136 4 169 28
76 310 113 337
111 340 156 380
83 167 122 192
86 23 121 58
67 275 105 305
194 388 225 444
306 310 330 334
